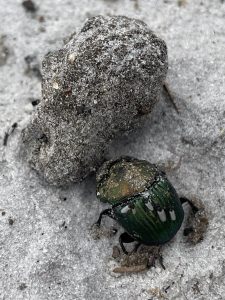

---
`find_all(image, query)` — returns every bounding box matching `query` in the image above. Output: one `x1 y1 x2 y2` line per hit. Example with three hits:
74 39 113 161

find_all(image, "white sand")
0 0 225 299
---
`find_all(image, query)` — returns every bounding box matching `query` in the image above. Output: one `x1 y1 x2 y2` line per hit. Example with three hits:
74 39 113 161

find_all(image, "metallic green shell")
96 156 184 245
113 176 184 245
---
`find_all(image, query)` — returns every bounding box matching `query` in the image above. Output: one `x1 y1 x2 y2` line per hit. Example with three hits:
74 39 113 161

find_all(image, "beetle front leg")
91 208 117 240
119 232 136 255
94 208 115 227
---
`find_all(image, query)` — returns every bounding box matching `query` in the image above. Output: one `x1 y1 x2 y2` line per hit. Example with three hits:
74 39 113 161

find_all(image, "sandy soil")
0 1 225 299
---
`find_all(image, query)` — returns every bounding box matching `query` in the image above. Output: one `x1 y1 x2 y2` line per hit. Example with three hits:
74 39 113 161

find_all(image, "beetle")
94 156 199 254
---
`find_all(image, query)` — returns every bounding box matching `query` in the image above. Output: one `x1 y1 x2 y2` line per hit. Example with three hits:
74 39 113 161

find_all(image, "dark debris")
24 55 42 79
30 98 40 106
22 0 37 13
8 217 14 225
112 245 164 274
3 122 18 146
18 283 27 290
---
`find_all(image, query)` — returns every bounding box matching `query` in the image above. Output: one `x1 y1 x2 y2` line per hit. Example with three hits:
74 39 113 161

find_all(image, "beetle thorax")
96 157 159 204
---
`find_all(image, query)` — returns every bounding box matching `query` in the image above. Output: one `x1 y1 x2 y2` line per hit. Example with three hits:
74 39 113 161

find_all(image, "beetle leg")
119 232 136 255
180 197 199 214
180 197 198 235
94 208 115 227
180 196 208 244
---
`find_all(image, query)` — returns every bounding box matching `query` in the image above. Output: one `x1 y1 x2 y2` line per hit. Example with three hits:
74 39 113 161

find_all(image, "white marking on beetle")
141 191 150 198
132 208 136 215
157 209 167 222
133 233 141 239
169 210 176 221
145 201 154 211
121 205 130 214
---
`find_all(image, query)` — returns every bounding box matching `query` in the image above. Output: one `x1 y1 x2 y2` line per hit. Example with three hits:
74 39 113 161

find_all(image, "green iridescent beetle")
94 156 199 254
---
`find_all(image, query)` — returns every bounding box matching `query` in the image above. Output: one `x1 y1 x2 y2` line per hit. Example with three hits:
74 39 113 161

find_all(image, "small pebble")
18 283 27 290
22 0 37 13
8 218 14 225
